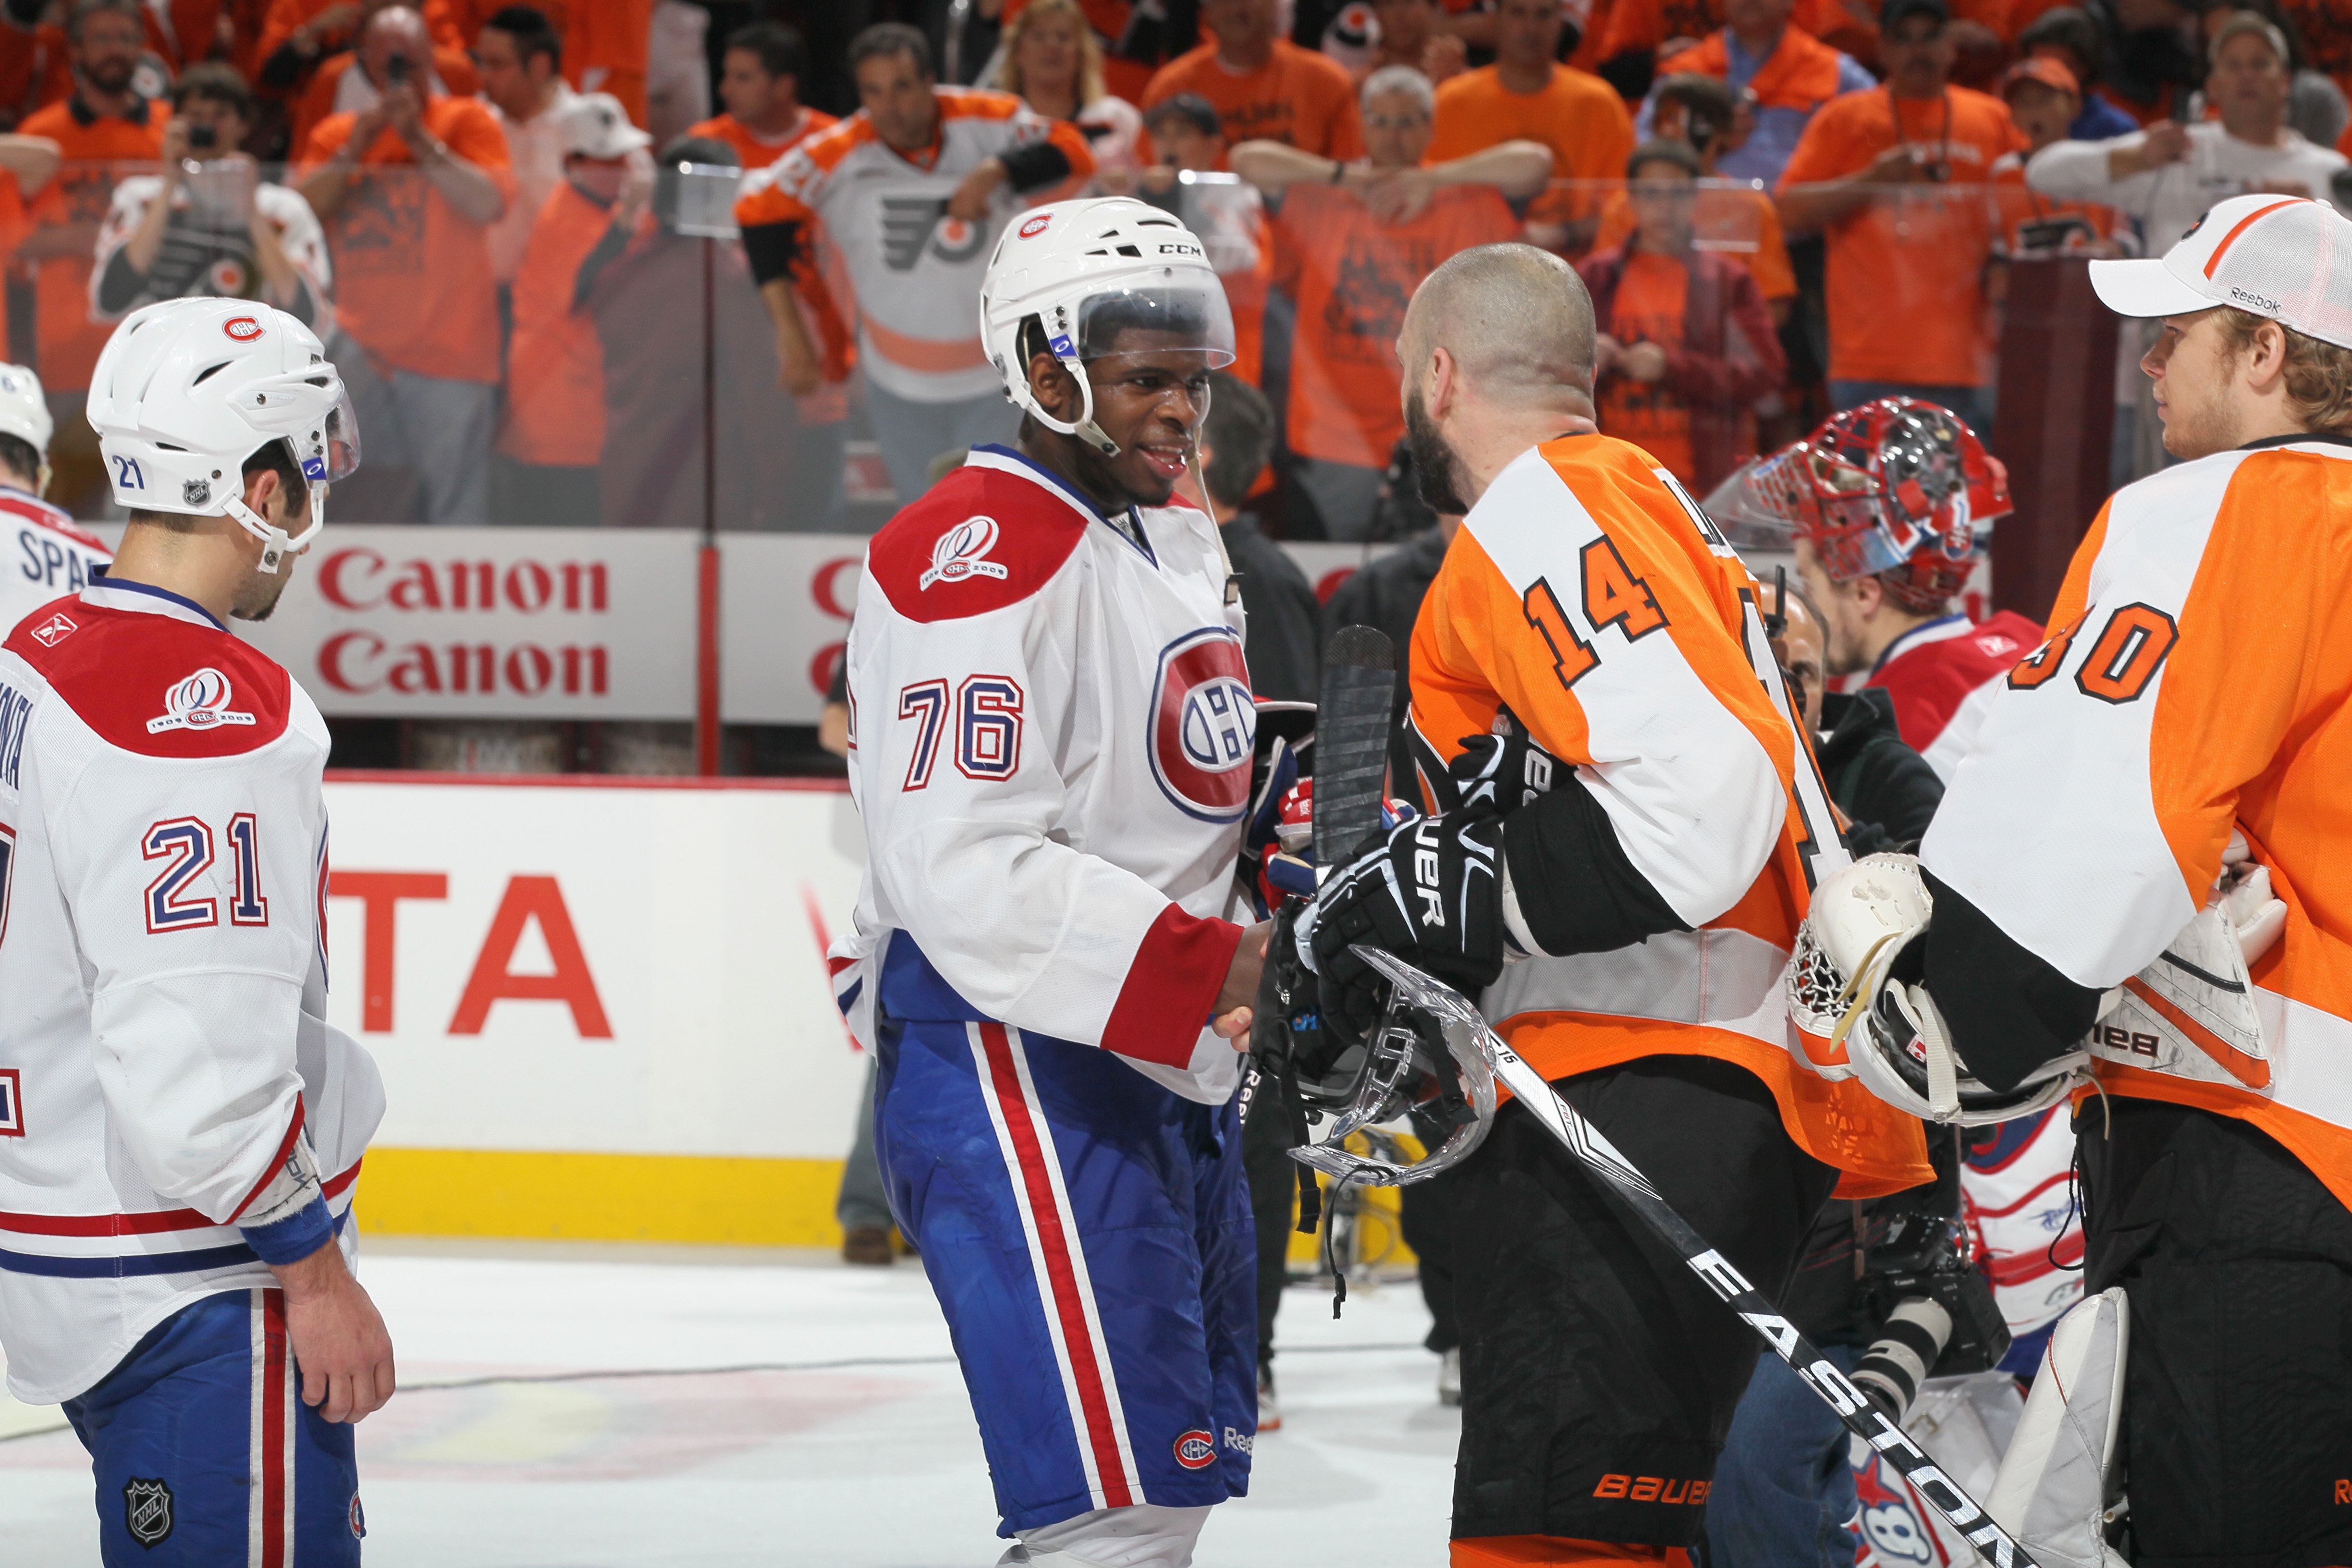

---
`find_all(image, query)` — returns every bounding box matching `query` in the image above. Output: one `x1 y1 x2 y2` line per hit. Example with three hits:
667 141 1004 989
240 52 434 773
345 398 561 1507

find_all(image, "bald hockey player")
832 197 1267 1568
1302 242 1932 1568
1802 192 2352 1568
0 362 111 636
0 297 387 1566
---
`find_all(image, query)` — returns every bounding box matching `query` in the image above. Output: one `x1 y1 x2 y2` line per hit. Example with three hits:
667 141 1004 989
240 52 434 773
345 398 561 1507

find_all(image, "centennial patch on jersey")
1174 1430 1217 1469
1148 627 1255 823
147 668 256 735
920 515 1010 590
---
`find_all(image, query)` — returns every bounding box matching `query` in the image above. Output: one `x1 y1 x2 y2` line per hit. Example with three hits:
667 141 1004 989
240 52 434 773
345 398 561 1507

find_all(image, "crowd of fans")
0 0 2339 534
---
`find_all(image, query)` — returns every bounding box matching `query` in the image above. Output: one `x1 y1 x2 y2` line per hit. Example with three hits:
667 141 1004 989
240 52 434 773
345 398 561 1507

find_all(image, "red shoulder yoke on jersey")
866 445 1117 623
1867 610 2041 756
5 582 293 758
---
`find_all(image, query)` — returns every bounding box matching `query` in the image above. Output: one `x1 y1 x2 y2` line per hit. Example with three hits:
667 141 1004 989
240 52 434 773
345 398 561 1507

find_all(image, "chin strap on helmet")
223 466 323 575
1023 325 1120 457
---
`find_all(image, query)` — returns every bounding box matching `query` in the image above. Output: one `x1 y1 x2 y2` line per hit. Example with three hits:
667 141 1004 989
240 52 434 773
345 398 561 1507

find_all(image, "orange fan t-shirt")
500 182 620 468
1426 64 1633 228
686 106 851 426
1594 182 1796 301
1273 181 1521 468
1592 248 1697 482
20 96 170 394
288 46 482 163
685 106 838 172
1141 39 1365 158
298 94 516 385
1775 86 2018 387
1988 149 2116 255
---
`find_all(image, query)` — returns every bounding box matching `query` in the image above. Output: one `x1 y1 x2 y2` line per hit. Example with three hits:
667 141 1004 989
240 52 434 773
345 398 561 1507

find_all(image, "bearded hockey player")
1801 193 2352 1568
834 196 1267 1568
0 297 385 1566
0 361 111 636
1303 241 1932 1568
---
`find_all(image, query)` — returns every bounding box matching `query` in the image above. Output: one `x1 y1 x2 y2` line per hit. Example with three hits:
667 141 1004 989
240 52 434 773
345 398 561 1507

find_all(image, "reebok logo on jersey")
1223 1426 1253 1454
919 516 1010 590
1174 1430 1216 1469
146 668 256 735
27 611 74 647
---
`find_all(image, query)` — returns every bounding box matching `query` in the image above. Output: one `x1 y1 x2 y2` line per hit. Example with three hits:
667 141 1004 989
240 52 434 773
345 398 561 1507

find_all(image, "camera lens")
187 124 216 149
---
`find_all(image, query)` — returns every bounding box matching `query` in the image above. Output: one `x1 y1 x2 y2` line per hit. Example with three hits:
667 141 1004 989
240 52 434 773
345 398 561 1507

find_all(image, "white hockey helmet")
0 362 51 465
86 297 360 574
1788 853 2084 1126
979 196 1237 456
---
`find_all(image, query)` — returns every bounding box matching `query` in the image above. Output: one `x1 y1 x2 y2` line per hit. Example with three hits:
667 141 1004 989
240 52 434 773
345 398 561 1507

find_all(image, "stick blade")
1315 625 1396 868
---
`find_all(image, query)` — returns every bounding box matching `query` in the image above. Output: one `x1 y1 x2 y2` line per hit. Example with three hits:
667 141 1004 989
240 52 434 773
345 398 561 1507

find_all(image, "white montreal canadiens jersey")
0 486 110 640
838 445 1252 1103
0 581 382 1402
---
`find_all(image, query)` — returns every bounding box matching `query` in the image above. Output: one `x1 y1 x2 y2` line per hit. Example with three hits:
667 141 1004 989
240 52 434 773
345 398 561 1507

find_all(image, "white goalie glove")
1785 853 2083 1125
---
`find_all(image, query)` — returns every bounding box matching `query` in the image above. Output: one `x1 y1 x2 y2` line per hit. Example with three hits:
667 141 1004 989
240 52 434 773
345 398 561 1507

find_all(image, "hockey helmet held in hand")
86 297 360 574
979 196 1237 456
1704 398 2008 612
1786 854 2083 1126
1288 946 1498 1188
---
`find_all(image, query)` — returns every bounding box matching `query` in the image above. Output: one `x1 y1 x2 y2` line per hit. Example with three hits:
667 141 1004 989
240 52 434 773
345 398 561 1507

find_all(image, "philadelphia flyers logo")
1148 628 1254 823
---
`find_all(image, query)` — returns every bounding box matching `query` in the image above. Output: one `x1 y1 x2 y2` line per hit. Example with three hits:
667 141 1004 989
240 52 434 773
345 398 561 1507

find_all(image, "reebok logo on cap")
2089 194 2352 352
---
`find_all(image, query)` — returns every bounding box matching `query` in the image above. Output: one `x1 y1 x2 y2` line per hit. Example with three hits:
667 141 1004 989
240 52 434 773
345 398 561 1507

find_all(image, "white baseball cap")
560 93 652 160
2089 193 2352 351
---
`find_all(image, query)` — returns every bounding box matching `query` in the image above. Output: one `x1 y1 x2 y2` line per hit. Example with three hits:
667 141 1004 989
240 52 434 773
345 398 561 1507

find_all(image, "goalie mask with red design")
1703 398 2008 612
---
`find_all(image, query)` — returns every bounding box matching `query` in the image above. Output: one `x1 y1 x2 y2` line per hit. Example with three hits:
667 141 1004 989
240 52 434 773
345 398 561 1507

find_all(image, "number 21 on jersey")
142 813 269 933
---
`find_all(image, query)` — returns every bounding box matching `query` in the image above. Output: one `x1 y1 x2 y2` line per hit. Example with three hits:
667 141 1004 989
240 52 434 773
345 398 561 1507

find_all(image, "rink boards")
321 774 874 1247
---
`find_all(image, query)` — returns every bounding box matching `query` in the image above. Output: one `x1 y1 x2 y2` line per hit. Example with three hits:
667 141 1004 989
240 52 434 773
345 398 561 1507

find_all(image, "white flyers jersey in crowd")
1860 610 2043 782
0 580 383 1403
837 445 1251 1104
735 92 1092 403
0 487 110 640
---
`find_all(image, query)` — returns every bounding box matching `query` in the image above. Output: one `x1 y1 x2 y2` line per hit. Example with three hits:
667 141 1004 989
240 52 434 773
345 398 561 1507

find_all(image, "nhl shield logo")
1147 627 1255 824
124 1477 173 1546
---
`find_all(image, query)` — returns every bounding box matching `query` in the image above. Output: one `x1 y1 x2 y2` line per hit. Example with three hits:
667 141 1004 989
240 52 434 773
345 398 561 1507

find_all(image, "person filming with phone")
93 64 333 326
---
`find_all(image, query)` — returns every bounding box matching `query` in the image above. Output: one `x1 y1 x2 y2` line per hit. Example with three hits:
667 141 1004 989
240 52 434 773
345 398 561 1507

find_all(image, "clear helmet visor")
296 387 361 488
1067 279 1238 369
1289 947 1499 1188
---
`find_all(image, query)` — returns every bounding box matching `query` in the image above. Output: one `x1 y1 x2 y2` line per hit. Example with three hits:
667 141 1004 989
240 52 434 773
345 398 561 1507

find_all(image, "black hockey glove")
1305 810 1506 1040
1442 722 1564 817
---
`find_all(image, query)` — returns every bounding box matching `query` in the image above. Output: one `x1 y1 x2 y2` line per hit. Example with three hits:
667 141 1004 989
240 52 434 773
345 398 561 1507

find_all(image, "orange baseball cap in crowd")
2089 193 2352 351
1999 57 2080 99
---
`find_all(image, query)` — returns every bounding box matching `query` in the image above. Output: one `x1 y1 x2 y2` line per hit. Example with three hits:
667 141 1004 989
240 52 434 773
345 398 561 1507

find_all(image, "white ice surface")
0 1250 1459 1566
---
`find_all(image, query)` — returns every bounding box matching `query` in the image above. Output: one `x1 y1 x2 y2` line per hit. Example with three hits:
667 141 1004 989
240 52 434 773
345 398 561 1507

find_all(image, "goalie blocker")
1783 186 2352 1568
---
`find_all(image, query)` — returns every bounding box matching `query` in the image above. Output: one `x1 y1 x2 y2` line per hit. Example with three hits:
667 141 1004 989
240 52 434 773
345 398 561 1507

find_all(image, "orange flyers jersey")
1922 437 2352 1208
1410 433 1931 1193
734 91 1093 404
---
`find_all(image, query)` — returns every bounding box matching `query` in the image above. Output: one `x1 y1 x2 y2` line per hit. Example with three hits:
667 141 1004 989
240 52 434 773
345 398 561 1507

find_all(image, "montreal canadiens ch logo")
1148 627 1254 823
1019 213 1052 239
919 514 1011 590
222 315 262 342
146 667 257 735
1174 1430 1217 1470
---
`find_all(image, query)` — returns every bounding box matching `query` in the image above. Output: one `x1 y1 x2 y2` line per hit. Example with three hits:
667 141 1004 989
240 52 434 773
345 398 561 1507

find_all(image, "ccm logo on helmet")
222 316 263 342
1019 213 1052 239
1174 1431 1216 1469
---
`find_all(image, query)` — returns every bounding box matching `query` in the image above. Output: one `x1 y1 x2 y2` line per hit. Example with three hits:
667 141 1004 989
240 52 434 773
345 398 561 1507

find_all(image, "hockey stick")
1352 946 2042 1568
1313 625 1397 870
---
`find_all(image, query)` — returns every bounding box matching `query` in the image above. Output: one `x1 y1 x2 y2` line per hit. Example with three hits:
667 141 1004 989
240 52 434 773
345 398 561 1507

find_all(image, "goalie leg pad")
1984 1286 2129 1568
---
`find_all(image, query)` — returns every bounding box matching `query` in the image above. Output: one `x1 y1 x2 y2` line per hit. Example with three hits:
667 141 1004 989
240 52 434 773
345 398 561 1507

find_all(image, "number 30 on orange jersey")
2009 601 2177 704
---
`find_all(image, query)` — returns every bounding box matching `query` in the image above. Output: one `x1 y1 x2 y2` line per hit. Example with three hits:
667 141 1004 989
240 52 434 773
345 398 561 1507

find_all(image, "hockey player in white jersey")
833 196 1267 1568
0 362 112 635
0 296 387 1566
